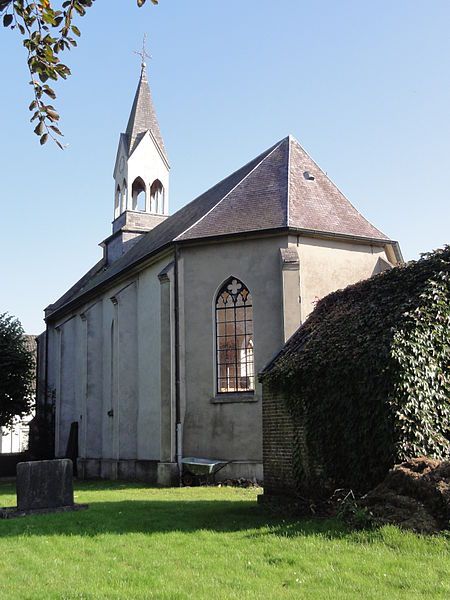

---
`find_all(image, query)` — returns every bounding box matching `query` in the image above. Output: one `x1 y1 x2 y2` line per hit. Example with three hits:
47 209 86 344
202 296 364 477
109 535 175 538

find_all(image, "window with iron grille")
215 277 254 394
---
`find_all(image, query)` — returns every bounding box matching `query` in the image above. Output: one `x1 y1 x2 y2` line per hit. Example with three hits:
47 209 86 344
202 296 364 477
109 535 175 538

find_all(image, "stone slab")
16 459 74 511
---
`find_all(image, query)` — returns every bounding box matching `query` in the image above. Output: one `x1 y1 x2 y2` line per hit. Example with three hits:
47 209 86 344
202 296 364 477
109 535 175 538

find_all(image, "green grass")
0 482 449 599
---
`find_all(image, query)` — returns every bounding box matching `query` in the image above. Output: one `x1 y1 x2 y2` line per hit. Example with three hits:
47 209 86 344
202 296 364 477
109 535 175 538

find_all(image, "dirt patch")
361 457 450 533
216 478 261 489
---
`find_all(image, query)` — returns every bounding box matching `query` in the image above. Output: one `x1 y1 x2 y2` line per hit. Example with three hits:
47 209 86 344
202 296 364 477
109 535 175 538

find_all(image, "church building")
39 60 403 484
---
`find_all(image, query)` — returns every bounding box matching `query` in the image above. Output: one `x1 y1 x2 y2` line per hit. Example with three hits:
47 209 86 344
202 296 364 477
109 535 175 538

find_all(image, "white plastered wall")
293 235 394 322
114 132 169 218
48 251 174 463
178 234 287 469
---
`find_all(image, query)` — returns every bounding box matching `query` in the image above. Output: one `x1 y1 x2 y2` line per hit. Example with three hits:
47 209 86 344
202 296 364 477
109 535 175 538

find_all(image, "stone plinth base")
76 458 262 486
210 461 263 483
77 458 179 486
157 462 179 486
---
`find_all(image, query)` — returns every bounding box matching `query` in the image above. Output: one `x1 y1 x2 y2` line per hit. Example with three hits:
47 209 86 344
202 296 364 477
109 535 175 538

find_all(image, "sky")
1 0 449 334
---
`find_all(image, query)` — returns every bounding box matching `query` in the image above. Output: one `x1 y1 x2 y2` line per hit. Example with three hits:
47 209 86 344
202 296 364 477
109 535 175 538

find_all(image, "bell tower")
103 41 170 264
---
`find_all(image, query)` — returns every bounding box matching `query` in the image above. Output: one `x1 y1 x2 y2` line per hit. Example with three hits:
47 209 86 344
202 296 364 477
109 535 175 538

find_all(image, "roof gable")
112 133 128 180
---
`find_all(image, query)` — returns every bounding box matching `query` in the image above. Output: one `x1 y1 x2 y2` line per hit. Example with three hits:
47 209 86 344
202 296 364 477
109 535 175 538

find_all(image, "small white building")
39 61 402 484
1 335 36 455
0 415 32 454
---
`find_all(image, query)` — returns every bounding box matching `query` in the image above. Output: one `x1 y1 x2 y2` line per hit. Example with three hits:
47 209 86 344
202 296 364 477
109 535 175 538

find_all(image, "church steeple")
125 62 168 162
105 47 170 264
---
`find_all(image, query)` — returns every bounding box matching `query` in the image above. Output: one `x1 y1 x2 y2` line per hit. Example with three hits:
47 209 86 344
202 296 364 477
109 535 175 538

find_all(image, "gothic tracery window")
216 277 254 394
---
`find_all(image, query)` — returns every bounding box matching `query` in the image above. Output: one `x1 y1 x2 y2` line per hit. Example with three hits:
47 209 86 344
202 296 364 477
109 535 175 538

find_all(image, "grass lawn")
0 481 449 599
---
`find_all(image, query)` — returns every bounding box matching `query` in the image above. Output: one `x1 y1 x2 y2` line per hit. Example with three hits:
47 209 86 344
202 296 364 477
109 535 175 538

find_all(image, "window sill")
210 392 258 404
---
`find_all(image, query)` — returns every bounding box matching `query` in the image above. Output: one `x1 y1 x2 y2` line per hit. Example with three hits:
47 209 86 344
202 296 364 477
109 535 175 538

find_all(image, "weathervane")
134 33 151 68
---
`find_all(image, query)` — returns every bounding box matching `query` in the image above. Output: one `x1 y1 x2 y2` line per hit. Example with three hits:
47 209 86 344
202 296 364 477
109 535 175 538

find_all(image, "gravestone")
17 459 74 511
0 459 88 518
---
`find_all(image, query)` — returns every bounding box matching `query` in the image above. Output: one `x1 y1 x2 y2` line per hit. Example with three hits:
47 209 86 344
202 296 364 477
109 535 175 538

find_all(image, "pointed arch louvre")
150 179 164 213
132 176 146 211
215 277 254 394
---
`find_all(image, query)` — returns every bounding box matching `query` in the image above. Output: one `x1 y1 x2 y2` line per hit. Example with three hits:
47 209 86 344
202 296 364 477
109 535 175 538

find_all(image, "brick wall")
262 385 296 496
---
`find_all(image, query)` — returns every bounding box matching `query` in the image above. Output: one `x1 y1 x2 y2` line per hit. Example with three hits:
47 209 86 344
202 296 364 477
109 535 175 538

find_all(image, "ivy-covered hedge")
263 247 450 495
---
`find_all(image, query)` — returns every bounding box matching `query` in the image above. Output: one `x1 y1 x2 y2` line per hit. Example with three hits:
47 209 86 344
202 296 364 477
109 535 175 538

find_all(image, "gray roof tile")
288 138 387 239
176 139 289 240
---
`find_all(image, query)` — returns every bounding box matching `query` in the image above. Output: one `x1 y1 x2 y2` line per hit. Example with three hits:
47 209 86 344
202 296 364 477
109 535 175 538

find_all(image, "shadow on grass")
0 493 356 541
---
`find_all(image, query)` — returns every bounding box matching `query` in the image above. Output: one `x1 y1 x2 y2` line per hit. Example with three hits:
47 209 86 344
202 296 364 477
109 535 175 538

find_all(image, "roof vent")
303 171 315 181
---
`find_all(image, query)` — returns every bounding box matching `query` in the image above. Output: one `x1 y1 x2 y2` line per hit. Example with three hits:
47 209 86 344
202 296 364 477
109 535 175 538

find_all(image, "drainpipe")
174 244 182 483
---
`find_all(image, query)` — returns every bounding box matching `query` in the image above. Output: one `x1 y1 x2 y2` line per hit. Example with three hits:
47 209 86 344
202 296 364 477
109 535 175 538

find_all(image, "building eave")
46 224 400 324
45 245 174 324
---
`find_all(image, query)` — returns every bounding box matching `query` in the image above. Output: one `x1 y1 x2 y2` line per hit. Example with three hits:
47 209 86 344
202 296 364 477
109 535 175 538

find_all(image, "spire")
125 46 168 161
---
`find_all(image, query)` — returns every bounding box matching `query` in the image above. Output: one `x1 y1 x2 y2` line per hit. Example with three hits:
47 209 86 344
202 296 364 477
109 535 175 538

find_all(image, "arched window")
215 277 254 394
150 179 164 214
132 177 146 212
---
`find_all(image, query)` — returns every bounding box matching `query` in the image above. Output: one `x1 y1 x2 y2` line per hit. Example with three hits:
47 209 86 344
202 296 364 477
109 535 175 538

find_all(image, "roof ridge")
286 134 293 227
174 138 287 241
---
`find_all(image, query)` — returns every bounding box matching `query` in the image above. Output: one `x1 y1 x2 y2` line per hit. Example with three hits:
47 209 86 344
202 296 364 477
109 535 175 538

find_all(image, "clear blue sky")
1 0 449 334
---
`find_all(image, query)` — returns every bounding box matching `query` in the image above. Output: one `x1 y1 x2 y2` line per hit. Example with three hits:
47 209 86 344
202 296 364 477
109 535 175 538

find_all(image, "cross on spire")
134 33 151 69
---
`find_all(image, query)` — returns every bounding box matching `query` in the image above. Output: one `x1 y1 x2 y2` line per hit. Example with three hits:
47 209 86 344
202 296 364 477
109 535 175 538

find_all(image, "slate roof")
288 140 386 238
125 64 168 161
46 136 396 320
177 136 387 241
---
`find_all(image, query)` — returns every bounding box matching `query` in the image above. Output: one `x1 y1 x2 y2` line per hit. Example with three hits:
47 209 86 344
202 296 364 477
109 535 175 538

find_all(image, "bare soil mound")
362 457 450 533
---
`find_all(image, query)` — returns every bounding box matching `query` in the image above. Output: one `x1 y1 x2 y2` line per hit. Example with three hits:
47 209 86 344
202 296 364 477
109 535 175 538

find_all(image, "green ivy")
264 247 450 496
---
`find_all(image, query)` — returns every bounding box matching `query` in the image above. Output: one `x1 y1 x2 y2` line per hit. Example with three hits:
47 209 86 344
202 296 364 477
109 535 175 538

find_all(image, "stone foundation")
77 458 179 486
77 458 261 485
211 461 263 483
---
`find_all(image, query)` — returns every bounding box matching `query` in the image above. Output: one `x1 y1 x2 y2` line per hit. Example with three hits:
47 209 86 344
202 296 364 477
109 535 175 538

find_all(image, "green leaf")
40 133 49 145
